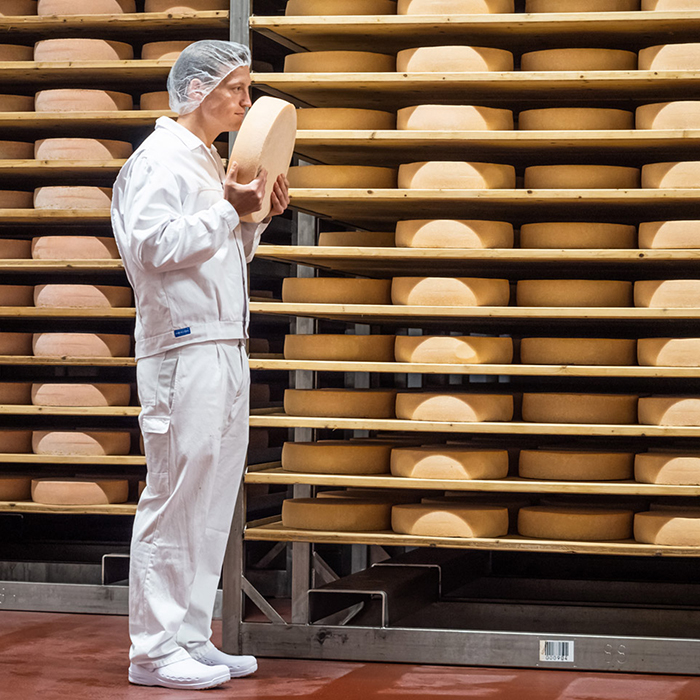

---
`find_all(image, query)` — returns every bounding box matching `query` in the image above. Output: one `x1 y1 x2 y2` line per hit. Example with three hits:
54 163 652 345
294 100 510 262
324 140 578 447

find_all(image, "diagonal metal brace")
241 576 287 625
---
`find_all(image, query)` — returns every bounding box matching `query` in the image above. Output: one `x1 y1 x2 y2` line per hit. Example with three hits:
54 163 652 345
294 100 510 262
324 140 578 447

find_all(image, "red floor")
2 611 700 699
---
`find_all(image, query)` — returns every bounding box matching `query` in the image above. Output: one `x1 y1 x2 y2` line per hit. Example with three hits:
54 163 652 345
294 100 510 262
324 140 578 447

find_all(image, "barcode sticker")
539 640 575 663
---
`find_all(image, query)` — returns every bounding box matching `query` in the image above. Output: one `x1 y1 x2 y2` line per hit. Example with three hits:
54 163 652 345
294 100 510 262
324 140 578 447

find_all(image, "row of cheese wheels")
0 237 119 260
0 89 172 112
1 39 195 62
0 138 132 160
0 0 225 16
0 477 139 504
0 284 131 308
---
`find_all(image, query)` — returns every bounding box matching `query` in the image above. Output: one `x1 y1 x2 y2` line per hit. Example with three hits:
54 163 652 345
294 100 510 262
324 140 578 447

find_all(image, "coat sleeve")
240 220 269 263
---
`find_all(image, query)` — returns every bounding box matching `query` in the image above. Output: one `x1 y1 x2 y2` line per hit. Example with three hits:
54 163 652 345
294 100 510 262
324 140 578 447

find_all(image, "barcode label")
539 640 575 663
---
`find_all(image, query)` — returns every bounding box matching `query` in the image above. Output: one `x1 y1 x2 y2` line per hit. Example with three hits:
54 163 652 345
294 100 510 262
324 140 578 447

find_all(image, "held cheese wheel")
38 0 136 13
31 478 129 505
636 102 700 130
516 280 633 307
0 94 34 111
0 430 32 452
228 96 296 223
521 49 637 71
391 277 510 306
398 162 515 189
0 383 32 404
638 396 700 426
634 280 700 308
296 108 395 130
526 0 639 9
34 39 133 62
0 140 33 159
392 503 509 538
0 477 31 501
638 338 700 367
397 46 514 72
283 334 396 361
145 0 229 10
395 220 514 248
31 383 131 407
0 332 32 354
285 51 395 73
642 162 700 189
639 44 700 71
635 452 700 485
31 236 120 260
519 337 637 366
519 449 634 481
398 0 513 12
33 333 131 358
284 388 397 418
638 221 700 249
282 497 393 531
286 0 397 14
288 165 397 188
0 0 38 15
0 45 33 61
518 506 634 541
141 41 193 61
390 445 509 479
0 285 34 306
35 138 132 160
34 284 132 309
394 335 513 364
0 191 33 208
318 231 395 247
518 108 634 131
395 392 514 422
139 91 170 110
282 278 392 304
34 186 112 209
634 511 700 546
0 239 31 258
32 430 131 455
520 222 636 249
397 105 514 130
521 392 638 424
282 440 393 474
524 165 640 189
35 89 133 112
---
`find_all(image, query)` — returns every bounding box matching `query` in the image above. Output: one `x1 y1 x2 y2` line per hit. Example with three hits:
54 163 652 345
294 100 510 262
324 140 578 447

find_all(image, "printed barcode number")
539 640 575 663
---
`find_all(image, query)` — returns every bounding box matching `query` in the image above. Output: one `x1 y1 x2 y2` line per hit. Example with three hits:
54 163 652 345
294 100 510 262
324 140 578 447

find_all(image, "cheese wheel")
0 140 32 159
519 506 634 541
282 278 392 304
247 338 270 355
31 478 129 505
296 108 395 130
391 277 510 306
638 396 700 426
145 0 228 10
636 102 700 130
284 51 395 73
397 105 514 131
0 383 31 404
35 138 132 160
286 0 396 13
282 441 393 474
395 392 514 422
0 190 33 208
229 96 297 223
634 280 700 308
397 46 513 72
250 383 270 408
519 108 634 131
521 393 638 424
0 45 33 61
0 477 31 501
526 0 638 9
318 231 396 247
398 161 515 189
141 41 192 61
282 497 392 531
391 445 509 479
524 165 639 189
0 332 32 354
635 510 700 546
0 285 34 306
516 280 633 307
316 488 422 504
288 165 397 188
0 94 34 111
284 388 397 418
398 0 513 12
0 0 38 15
139 91 170 110
521 49 637 71
519 338 637 366
519 449 634 481
34 284 132 308
639 44 700 71
34 39 133 62
31 236 119 260
283 334 396 361
35 89 133 112
38 0 135 13
31 383 131 407
635 452 700 485
34 186 112 209
33 333 131 358
520 222 636 249
395 220 514 248
643 0 700 7
392 503 508 537
638 338 700 367
642 162 700 189
394 335 513 364
638 220 700 249
138 480 146 498
0 430 32 452
32 430 131 455
0 239 31 258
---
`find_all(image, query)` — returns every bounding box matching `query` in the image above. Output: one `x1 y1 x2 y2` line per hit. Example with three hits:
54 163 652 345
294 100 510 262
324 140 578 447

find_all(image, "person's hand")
266 173 290 219
224 162 267 217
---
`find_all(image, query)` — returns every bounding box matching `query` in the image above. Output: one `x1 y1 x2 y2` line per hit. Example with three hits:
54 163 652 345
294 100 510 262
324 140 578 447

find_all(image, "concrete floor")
3 611 700 699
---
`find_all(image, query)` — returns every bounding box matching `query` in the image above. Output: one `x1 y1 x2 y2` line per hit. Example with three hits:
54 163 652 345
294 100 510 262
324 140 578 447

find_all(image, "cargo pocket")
140 415 171 497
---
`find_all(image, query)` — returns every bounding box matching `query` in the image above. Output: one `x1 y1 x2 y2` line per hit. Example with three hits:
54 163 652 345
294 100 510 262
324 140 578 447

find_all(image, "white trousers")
129 339 250 668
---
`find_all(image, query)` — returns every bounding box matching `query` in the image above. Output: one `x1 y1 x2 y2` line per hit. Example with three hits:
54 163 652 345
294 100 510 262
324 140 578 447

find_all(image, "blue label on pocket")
174 327 191 338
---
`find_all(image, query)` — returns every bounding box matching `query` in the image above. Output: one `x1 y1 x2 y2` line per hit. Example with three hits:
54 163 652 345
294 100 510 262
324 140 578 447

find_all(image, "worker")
111 39 289 690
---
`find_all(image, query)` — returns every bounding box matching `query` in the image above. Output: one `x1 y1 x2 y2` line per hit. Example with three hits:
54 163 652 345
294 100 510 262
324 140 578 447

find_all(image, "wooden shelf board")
0 405 140 416
0 159 126 179
0 210 111 226
0 355 135 366
0 453 144 465
0 260 124 272
0 307 134 318
0 111 172 137
0 500 137 515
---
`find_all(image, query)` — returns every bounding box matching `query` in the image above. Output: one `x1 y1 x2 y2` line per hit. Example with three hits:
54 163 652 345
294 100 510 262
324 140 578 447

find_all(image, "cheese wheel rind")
32 430 131 455
35 89 133 112
282 497 393 531
390 445 509 479
634 280 700 308
283 334 396 361
31 383 131 407
285 51 395 73
0 239 32 259
31 478 129 505
391 277 510 306
0 285 34 306
0 332 32 354
519 337 637 366
0 140 34 159
638 44 700 71
521 49 637 72
396 46 514 72
145 0 228 10
286 0 397 14
282 278 392 304
521 393 638 424
0 45 33 61
398 0 513 12
638 220 700 249
638 338 700 367
0 1 38 16
0 477 32 501
638 396 700 426
526 0 639 10
635 452 700 485
0 429 32 453
397 105 514 131
392 503 509 537
395 392 514 422
296 108 395 130
636 101 700 130
318 231 395 247
35 138 132 160
519 449 634 481
282 441 392 474
34 186 112 210
519 108 634 131
395 220 514 249
38 0 135 13
524 165 640 189
642 162 700 189
34 39 133 61
32 333 131 358
518 506 634 541
520 222 636 249
141 41 193 61
0 382 32 404
517 280 633 307
288 165 397 189
398 161 515 189
634 510 700 546
394 335 513 364
0 94 34 111
31 236 119 260
0 190 33 208
33 284 132 309
284 389 397 418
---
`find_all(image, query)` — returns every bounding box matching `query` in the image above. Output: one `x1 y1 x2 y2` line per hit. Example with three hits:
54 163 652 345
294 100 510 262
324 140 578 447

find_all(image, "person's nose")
241 87 252 109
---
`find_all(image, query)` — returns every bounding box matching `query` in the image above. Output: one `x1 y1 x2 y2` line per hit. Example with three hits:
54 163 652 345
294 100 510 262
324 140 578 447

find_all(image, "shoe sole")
230 661 258 678
129 667 230 690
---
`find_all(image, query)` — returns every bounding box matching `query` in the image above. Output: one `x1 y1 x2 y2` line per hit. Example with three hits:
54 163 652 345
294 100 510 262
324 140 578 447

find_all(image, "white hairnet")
166 39 252 116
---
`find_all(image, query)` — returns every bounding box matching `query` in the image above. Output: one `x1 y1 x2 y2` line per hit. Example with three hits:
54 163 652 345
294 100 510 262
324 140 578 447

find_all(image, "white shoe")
128 657 230 690
193 645 258 678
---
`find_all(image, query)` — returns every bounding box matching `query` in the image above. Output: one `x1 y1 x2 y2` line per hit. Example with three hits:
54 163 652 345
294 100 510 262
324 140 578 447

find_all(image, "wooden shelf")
0 500 137 515
0 210 111 227
0 405 139 417
0 260 124 273
0 355 135 366
0 160 126 184
0 453 144 465
0 307 134 318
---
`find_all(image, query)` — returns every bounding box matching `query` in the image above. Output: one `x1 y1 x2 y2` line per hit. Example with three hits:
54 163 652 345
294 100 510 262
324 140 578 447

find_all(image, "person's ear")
187 78 206 102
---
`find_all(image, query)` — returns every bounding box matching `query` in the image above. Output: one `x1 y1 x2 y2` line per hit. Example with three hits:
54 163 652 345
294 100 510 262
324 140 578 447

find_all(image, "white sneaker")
128 657 230 690
193 645 258 678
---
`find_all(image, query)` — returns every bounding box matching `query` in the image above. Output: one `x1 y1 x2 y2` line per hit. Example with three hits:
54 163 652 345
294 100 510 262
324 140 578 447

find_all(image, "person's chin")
227 114 246 132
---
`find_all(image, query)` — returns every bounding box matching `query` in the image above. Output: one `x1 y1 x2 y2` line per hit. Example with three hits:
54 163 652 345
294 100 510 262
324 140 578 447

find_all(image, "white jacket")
111 117 267 359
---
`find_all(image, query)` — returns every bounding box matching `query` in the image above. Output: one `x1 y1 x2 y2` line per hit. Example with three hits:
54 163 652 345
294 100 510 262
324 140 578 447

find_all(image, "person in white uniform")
111 40 289 691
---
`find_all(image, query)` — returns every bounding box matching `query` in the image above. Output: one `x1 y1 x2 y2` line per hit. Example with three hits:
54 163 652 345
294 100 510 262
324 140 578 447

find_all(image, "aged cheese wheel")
397 105 514 131
282 497 392 531
636 102 700 130
141 41 192 61
34 39 133 62
0 140 33 159
34 284 132 308
524 165 639 189
519 337 637 366
284 388 397 418
634 280 700 308
35 89 133 112
638 338 700 367
519 108 634 131
0 285 34 306
391 445 509 479
34 186 112 209
285 51 395 73
398 0 513 12
31 478 129 505
282 440 393 474
521 393 638 424
395 220 514 248
0 239 31 258
31 236 119 260
0 332 32 354
287 0 396 14
0 430 32 452
519 449 634 481
139 91 170 110
0 45 33 61
395 392 514 422
288 165 397 188
643 0 700 7
296 107 395 130
638 396 700 426
520 222 636 249
638 221 700 249
521 49 637 71
32 430 131 455
283 334 396 361
33 333 131 358
399 161 515 189
0 383 32 404
0 94 34 111
0 477 31 501
38 0 135 13
282 278 392 304
229 96 297 223
634 511 700 546
394 335 513 364
391 277 510 306
635 452 700 485
31 383 131 407
0 190 33 208
516 280 633 307
392 503 508 537
526 0 639 9
639 44 700 71
519 506 634 541
316 488 422 504
35 138 132 160
318 231 396 247
145 0 228 10
397 46 513 72
247 338 270 355
0 0 38 15
642 162 700 189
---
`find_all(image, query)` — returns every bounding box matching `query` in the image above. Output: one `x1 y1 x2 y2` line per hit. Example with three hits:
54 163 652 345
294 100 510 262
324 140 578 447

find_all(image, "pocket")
140 415 171 497
141 416 170 434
